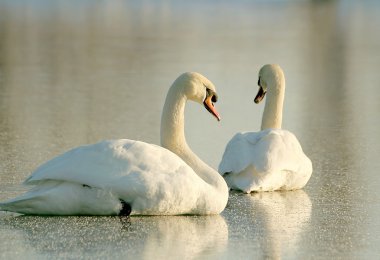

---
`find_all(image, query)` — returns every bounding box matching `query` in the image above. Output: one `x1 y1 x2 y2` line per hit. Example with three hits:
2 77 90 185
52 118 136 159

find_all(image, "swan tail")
0 181 124 216
0 196 40 214
0 187 55 214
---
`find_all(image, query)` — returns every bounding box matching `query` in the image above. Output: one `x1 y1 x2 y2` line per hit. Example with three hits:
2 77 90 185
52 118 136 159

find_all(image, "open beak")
203 95 221 121
254 86 266 104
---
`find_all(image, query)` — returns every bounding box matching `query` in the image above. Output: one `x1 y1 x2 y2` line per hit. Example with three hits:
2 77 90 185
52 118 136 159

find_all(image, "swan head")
179 72 221 121
254 64 285 104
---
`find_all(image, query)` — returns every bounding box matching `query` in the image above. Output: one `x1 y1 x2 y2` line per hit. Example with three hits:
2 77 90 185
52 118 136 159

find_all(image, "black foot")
119 200 132 216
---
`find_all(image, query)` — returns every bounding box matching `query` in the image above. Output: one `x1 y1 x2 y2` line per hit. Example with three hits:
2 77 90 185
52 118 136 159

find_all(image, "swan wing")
218 131 267 175
24 139 198 195
256 129 312 174
19 139 213 214
219 129 312 175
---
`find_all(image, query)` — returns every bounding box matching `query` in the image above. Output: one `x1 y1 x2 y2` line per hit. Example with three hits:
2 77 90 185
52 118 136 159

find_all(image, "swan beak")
254 87 266 104
203 96 221 121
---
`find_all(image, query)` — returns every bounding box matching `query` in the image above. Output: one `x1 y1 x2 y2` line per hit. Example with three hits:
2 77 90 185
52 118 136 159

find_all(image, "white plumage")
0 72 228 215
219 65 312 193
219 130 312 192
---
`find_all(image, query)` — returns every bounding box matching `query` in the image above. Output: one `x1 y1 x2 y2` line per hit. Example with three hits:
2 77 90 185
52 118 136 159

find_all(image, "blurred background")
0 0 380 259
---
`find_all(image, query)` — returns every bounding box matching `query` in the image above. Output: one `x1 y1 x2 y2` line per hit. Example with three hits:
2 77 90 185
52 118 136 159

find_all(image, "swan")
0 72 229 215
218 64 312 193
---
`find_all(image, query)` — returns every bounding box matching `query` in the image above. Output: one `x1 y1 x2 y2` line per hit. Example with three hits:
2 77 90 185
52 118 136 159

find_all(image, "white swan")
0 72 229 215
218 64 312 193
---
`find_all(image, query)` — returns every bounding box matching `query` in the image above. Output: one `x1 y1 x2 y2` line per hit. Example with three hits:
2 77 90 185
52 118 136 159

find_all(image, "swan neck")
261 77 285 130
161 84 187 151
160 81 228 200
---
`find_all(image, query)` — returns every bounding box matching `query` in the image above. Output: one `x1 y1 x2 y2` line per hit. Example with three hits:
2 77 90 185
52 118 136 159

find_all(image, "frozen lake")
1 0 380 259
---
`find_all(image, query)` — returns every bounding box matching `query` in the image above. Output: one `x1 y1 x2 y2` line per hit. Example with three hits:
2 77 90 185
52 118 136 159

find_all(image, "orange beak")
203 95 221 121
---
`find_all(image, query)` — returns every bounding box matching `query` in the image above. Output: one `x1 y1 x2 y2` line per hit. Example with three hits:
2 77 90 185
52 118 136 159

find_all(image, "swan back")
219 129 312 191
25 140 190 187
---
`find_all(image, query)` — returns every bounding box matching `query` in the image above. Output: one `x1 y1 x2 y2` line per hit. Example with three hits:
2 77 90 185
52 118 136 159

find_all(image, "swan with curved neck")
160 72 227 201
219 64 312 193
0 72 228 215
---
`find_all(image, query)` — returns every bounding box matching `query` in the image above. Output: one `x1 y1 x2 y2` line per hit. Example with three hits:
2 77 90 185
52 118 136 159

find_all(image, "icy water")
1 0 380 259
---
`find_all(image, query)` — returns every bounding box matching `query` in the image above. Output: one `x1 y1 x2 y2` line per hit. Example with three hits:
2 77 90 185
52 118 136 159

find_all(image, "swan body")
0 72 228 215
219 129 312 192
219 64 312 193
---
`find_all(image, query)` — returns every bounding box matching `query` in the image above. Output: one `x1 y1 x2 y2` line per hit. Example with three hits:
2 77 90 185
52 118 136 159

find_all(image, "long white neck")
160 82 228 195
261 76 285 130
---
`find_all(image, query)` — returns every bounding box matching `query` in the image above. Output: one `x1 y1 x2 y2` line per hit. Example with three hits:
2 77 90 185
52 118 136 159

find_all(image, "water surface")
1 0 380 259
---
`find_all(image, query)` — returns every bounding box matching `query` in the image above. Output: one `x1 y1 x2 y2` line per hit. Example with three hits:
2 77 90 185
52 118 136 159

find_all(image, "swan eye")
258 77 261 86
206 88 218 103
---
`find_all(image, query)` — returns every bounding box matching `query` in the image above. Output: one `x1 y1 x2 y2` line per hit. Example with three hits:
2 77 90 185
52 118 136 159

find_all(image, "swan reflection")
225 190 311 259
0 214 228 259
141 215 228 259
251 190 311 258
